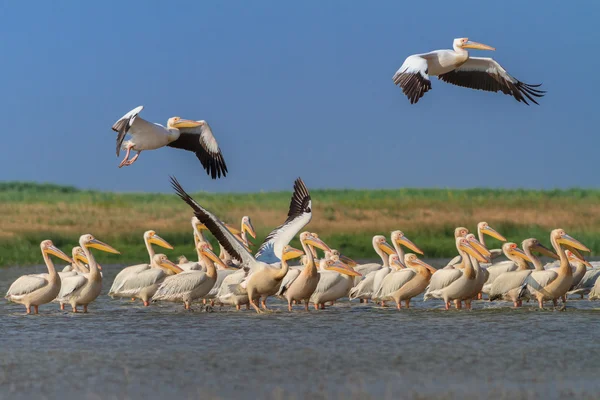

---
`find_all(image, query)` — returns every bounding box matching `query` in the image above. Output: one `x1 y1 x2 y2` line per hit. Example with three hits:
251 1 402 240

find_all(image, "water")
1 263 599 400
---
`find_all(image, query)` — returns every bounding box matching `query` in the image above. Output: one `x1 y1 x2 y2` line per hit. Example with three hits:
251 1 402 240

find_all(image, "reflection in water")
1 264 600 399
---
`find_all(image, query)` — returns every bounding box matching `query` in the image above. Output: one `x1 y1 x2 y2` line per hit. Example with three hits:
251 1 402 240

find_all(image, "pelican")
589 276 600 301
152 242 228 309
569 266 600 299
310 256 362 310
443 227 470 268
524 229 589 308
58 234 120 313
255 178 312 264
447 223 505 267
393 38 545 104
423 237 487 310
216 268 252 310
488 243 533 307
279 232 332 311
109 230 173 298
375 254 437 309
352 236 397 290
371 254 405 304
56 246 102 310
5 240 73 314
111 106 227 177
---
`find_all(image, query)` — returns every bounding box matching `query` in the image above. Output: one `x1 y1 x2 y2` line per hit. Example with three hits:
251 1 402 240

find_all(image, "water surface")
1 263 599 400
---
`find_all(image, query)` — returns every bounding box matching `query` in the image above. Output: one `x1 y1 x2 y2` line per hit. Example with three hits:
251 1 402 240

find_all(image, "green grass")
1 181 598 266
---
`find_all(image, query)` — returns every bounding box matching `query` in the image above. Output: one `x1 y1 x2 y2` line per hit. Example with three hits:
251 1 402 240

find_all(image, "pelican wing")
393 55 432 104
277 268 302 296
171 177 255 267
59 275 87 299
6 275 48 297
349 270 377 300
112 106 149 156
489 270 531 300
116 269 166 295
167 123 228 179
574 269 600 290
438 57 545 105
109 264 150 295
427 269 463 292
255 178 312 264
153 272 208 299
526 270 558 295
374 269 416 300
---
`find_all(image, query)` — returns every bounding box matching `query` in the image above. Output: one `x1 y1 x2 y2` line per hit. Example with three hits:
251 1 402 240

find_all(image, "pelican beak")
510 247 531 262
87 238 120 254
225 224 241 235
412 258 437 273
563 245 587 262
196 222 208 231
304 235 331 253
46 245 74 264
200 247 229 269
172 119 202 129
328 260 362 277
557 234 590 252
391 258 406 269
159 259 184 274
533 243 559 260
242 218 257 239
396 236 424 255
568 252 593 268
338 254 357 267
460 241 488 263
283 246 305 261
463 41 496 51
148 234 173 250
379 241 396 256
467 237 492 258
481 225 506 242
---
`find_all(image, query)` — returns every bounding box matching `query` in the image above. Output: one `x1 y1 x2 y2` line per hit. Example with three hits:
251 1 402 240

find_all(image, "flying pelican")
5 240 73 314
255 178 313 264
279 232 332 311
524 229 589 308
111 106 227 178
152 242 229 310
310 256 362 310
109 230 173 299
424 237 488 310
393 38 545 104
58 234 120 313
488 243 533 307
374 254 437 309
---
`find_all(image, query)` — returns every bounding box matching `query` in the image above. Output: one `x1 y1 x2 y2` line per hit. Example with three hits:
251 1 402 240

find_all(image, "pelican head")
41 240 73 264
478 222 506 242
454 38 495 51
455 227 469 238
465 233 492 258
552 229 590 252
79 234 120 254
404 253 437 274
323 259 361 277
456 237 488 263
198 242 230 269
300 231 331 254
153 254 183 274
281 245 305 261
522 238 558 260
373 235 396 256
241 216 257 239
391 230 423 255
566 250 593 268
145 230 173 250
502 243 531 262
73 247 102 271
389 254 406 269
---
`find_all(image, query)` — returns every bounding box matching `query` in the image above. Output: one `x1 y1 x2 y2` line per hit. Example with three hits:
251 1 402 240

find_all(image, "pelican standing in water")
112 106 227 178
56 246 101 310
350 236 397 301
109 230 174 299
447 223 505 267
488 243 533 307
59 234 120 313
393 38 545 104
5 240 73 314
310 256 362 310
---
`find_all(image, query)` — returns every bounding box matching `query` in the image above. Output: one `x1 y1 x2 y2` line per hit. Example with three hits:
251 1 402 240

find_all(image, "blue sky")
0 1 598 192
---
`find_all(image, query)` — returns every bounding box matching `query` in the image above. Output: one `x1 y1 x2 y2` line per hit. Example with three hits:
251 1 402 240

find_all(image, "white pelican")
59 234 120 313
589 276 600 301
488 243 533 307
310 257 362 310
524 229 589 308
56 246 103 310
112 106 227 178
109 230 174 298
5 240 73 314
393 38 545 104
423 237 487 310
376 253 437 309
569 267 600 299
279 232 332 311
352 235 397 294
447 223 505 267
152 242 228 309
216 268 252 310
443 227 471 268
254 178 312 264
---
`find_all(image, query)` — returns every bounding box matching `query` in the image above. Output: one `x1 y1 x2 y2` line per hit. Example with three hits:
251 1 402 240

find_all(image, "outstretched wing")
393 55 432 104
255 178 312 263
438 57 545 105
111 106 144 156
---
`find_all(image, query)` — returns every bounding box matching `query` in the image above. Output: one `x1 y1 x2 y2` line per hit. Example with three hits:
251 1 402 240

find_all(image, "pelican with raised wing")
393 38 545 104
112 106 227 178
6 240 73 314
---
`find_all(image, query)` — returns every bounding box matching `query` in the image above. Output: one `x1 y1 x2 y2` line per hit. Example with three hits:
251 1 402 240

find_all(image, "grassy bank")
1 181 599 266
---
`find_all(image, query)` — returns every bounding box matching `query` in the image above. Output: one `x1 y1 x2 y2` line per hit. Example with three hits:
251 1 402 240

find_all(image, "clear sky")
0 1 598 193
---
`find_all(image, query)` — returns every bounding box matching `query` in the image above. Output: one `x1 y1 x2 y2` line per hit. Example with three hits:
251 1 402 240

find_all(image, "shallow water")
1 263 599 400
